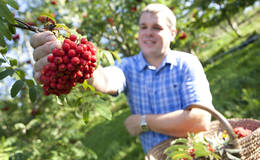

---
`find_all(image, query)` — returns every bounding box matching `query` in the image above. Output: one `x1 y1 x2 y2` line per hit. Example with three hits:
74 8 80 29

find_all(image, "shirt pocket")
168 82 182 111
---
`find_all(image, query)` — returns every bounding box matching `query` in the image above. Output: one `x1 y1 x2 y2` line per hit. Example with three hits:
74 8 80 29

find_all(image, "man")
31 3 213 154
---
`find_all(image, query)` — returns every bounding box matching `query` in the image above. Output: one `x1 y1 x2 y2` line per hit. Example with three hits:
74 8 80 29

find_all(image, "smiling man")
30 3 213 155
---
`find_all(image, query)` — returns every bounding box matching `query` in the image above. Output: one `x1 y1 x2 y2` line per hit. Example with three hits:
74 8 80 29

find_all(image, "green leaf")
0 58 6 66
0 46 8 54
111 51 121 63
8 22 16 34
103 50 114 65
14 123 26 130
25 79 35 87
29 86 37 103
95 105 112 120
0 68 15 80
40 13 56 24
5 0 19 9
26 119 40 130
11 80 24 97
0 2 15 24
82 80 95 92
167 151 192 160
0 34 6 46
83 110 90 124
56 96 67 105
171 138 188 145
193 141 210 158
9 59 17 66
165 144 189 153
0 21 12 40
16 70 26 79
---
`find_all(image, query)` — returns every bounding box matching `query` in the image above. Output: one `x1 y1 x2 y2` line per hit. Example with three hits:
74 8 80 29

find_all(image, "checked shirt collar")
137 49 178 72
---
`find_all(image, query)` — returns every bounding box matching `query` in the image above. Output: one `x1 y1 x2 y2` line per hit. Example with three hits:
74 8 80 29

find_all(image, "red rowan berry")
58 64 66 71
62 55 70 64
76 46 84 54
68 49 76 57
70 34 77 42
57 84 64 90
62 43 70 51
52 48 60 57
64 39 71 44
48 55 54 62
76 70 83 78
54 57 63 64
67 63 75 71
71 57 80 65
70 41 77 49
91 56 97 63
50 82 56 89
80 38 88 44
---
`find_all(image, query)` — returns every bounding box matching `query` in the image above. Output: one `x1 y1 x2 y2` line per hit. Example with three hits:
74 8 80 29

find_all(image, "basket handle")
185 105 240 149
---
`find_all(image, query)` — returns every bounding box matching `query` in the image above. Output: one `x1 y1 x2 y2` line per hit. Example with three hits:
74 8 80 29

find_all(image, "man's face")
138 12 174 57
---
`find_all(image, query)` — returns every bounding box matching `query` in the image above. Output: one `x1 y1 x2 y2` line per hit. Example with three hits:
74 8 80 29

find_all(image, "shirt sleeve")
103 65 126 96
107 58 130 95
180 55 214 109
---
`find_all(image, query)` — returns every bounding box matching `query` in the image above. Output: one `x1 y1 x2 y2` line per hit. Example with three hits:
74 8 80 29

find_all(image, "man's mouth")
143 40 156 45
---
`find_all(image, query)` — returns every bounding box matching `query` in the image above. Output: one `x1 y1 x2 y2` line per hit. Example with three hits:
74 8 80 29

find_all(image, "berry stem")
12 18 44 33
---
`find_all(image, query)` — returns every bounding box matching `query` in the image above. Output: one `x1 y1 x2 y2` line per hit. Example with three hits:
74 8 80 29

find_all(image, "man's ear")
170 29 177 41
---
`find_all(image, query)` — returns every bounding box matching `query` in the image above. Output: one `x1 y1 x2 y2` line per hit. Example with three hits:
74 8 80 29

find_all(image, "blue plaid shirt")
113 50 213 153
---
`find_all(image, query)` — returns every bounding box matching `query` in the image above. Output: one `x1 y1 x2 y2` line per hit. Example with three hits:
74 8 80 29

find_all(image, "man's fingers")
34 55 49 72
33 40 61 61
30 31 56 49
34 71 41 82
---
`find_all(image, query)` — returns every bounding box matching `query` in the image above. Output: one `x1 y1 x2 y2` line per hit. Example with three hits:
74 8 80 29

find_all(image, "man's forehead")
139 12 167 24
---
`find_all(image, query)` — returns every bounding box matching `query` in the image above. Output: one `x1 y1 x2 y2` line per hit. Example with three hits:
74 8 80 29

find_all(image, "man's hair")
141 3 176 30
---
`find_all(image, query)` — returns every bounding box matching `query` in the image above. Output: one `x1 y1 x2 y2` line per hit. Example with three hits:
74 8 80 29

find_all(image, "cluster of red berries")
233 127 252 138
39 34 97 96
179 31 187 40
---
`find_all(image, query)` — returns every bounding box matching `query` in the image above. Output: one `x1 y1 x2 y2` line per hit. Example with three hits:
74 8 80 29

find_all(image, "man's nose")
144 28 154 36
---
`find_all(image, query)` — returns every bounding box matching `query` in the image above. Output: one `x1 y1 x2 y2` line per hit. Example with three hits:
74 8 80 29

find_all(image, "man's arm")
124 104 211 137
145 104 211 137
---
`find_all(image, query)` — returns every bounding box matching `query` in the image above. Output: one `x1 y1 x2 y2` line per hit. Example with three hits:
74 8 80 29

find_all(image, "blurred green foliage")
0 0 259 159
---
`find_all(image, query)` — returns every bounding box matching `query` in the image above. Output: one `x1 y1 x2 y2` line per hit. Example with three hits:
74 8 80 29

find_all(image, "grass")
197 6 260 62
82 105 145 160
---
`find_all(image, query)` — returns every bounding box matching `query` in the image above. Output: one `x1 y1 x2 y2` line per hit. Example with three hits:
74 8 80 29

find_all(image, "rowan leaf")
0 2 15 24
95 104 112 120
29 86 37 103
0 20 12 40
0 46 8 54
25 79 35 87
5 0 19 9
0 68 15 80
11 80 24 97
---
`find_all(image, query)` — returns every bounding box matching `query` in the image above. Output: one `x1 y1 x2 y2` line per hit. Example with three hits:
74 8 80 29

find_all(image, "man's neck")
144 53 166 68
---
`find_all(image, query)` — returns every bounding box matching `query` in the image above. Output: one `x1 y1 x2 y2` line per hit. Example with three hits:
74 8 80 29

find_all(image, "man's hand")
124 114 142 136
30 31 61 81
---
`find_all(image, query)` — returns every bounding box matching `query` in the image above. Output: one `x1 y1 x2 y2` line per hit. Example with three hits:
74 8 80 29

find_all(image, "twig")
12 18 44 33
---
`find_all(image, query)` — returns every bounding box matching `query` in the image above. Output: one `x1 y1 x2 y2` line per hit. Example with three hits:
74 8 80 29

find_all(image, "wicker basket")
145 105 260 160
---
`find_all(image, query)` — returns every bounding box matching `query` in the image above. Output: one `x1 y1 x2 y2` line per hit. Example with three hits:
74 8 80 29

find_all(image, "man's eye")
154 26 162 30
140 26 147 29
